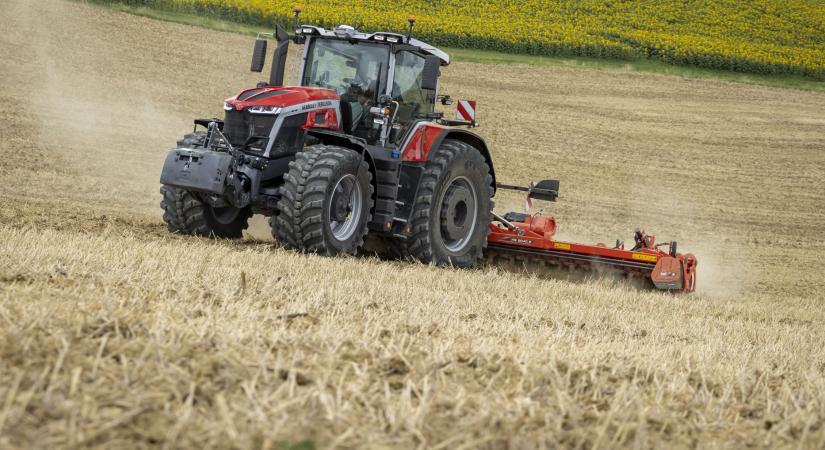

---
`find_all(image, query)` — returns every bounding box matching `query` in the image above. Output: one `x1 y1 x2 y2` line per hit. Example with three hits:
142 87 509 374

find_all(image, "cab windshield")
302 38 389 138
302 39 388 99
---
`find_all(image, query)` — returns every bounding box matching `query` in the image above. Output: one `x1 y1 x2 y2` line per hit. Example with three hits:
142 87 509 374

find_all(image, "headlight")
248 105 281 115
224 102 233 111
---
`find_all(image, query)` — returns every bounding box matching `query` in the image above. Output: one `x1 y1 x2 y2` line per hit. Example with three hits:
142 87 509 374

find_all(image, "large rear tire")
160 185 251 238
273 145 373 255
401 139 493 268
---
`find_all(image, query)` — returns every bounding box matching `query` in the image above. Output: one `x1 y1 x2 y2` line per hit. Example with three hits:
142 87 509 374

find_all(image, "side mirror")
421 55 440 91
251 39 267 72
529 179 560 202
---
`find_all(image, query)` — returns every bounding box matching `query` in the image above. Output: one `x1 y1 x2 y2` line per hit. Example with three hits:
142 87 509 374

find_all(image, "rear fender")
400 122 496 189
434 129 496 190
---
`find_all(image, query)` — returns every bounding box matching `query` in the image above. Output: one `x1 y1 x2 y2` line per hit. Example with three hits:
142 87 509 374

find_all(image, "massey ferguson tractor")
159 14 697 293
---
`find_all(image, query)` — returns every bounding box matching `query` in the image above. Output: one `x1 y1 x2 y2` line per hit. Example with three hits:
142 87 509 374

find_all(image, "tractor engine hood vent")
238 89 288 102
226 86 339 111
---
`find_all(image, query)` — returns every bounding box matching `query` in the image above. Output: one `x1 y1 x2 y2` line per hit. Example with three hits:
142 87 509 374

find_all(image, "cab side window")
391 51 435 131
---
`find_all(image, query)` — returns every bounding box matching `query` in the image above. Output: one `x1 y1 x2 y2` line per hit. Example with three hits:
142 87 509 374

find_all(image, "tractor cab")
301 35 390 140
248 20 451 149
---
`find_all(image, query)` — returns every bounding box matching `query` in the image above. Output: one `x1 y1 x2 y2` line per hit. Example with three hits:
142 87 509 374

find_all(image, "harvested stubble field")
1 0 825 448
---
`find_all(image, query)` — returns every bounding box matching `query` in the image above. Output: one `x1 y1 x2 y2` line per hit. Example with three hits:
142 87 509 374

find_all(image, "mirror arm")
437 94 453 105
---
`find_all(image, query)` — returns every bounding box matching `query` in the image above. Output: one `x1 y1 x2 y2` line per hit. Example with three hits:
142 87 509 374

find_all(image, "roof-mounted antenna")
407 15 416 40
291 5 303 84
293 5 302 33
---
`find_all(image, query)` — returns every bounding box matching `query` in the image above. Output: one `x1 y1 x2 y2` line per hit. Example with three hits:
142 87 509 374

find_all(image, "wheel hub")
441 186 473 240
329 174 362 241
332 190 352 222
439 176 478 252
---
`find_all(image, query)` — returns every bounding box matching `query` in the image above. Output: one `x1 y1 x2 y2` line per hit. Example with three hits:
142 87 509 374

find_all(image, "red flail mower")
488 181 697 293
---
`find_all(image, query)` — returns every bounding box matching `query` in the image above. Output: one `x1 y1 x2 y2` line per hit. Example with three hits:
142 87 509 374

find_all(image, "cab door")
390 51 436 144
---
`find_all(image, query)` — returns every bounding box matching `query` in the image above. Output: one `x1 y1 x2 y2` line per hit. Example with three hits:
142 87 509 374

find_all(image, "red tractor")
161 17 496 267
159 15 697 292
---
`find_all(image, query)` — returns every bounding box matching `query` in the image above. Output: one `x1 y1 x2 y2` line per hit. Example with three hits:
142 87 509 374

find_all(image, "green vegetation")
79 1 825 92
81 0 825 80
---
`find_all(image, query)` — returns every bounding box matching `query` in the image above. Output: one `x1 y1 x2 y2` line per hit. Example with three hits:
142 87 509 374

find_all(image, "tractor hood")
224 86 339 111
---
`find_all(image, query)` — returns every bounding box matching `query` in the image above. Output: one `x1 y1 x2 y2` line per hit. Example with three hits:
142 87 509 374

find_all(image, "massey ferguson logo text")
302 100 333 111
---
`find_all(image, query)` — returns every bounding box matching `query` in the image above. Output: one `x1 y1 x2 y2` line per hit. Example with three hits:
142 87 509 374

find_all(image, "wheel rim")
329 174 362 241
439 176 478 252
210 205 241 225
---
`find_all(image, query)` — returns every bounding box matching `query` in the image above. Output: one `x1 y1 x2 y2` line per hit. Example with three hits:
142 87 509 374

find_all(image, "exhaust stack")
268 25 290 86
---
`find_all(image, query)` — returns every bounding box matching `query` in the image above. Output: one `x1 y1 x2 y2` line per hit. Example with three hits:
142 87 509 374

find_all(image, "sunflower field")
99 0 825 79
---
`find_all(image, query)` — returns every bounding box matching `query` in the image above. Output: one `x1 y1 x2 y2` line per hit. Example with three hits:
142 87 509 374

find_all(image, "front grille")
223 109 277 151
270 113 308 156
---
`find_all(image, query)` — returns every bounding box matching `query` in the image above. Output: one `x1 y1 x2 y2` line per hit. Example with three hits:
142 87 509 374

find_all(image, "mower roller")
157 13 698 293
488 182 697 293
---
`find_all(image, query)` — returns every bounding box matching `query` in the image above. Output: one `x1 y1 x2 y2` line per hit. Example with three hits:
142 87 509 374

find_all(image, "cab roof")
296 25 450 66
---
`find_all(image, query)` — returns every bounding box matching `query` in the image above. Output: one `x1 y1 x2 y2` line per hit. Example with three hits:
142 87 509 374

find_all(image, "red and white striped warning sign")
456 100 476 122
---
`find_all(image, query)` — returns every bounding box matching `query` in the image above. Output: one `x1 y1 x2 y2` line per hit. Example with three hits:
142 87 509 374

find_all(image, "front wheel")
176 131 207 148
402 139 493 268
160 185 251 238
273 145 373 255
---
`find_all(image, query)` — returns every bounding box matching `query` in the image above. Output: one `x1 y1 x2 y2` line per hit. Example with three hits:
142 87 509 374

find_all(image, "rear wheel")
160 185 251 238
273 145 373 255
401 140 493 267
